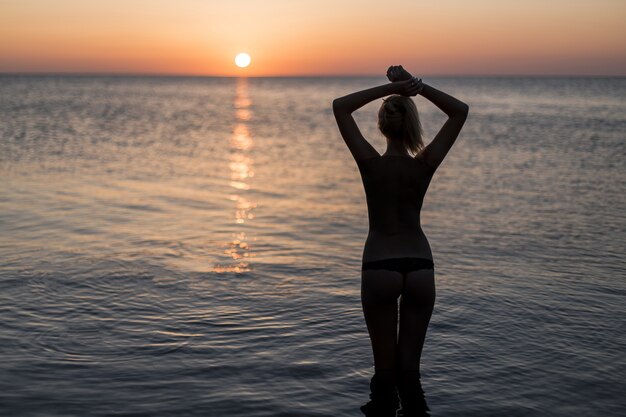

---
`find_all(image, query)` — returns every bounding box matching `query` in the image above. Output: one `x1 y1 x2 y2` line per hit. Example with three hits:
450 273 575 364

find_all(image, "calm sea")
0 75 624 416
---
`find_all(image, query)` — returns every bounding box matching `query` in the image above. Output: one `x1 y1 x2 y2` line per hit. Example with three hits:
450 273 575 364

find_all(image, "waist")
367 227 426 238
368 219 423 233
363 230 432 263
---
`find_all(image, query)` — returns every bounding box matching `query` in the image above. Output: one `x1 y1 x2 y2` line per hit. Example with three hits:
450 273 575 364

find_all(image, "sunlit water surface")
1 75 625 416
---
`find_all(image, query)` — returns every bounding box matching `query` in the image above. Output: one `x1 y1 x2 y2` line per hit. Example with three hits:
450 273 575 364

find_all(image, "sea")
0 75 624 416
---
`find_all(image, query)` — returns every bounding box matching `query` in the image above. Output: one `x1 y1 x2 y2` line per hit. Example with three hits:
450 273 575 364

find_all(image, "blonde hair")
378 95 424 156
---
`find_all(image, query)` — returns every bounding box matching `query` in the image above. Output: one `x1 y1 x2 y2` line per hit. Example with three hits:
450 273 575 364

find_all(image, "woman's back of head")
378 95 424 156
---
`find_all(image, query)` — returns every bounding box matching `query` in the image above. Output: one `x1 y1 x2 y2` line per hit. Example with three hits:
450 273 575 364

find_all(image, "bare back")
356 154 436 262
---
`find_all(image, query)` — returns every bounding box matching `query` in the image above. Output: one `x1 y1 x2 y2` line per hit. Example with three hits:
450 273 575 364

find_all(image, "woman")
332 66 468 416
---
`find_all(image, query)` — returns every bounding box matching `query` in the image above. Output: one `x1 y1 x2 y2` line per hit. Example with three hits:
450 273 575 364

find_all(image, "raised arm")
332 79 422 162
418 83 469 170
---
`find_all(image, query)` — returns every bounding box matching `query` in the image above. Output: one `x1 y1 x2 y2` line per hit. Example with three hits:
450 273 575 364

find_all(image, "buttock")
361 257 434 275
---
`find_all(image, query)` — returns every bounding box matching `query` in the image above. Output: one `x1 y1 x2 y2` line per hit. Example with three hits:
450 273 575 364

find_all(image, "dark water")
1 75 625 416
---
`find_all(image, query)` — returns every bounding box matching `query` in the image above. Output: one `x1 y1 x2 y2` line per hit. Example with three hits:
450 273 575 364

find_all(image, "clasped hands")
386 65 423 97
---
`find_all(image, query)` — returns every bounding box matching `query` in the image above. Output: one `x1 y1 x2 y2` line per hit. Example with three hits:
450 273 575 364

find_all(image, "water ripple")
1 76 625 416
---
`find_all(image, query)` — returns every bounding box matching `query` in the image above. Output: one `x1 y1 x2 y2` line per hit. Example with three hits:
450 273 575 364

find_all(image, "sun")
235 53 251 68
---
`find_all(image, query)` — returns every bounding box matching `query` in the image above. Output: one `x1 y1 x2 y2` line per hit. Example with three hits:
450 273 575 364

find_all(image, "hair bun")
384 100 403 114
384 100 399 114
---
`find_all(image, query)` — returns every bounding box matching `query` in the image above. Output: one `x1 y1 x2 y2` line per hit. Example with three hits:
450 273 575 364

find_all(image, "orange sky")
1 0 624 76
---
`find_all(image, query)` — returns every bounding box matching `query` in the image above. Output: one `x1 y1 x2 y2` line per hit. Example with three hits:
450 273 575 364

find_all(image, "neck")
384 140 409 156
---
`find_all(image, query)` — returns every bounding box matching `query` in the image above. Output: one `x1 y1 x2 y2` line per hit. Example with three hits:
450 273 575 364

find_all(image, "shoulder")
355 155 380 174
356 155 380 166
413 152 437 176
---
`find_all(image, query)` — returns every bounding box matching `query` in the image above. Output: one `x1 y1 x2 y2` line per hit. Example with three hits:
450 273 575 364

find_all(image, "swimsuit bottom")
362 257 434 291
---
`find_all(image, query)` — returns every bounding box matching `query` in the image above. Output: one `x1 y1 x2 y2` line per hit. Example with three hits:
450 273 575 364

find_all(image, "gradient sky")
1 0 624 76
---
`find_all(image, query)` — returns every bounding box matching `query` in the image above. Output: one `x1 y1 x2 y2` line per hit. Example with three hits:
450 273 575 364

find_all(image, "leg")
361 269 404 371
360 269 404 415
397 268 436 372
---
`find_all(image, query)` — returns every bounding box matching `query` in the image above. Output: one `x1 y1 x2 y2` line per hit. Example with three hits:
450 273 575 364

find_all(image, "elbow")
459 102 469 116
456 102 469 119
332 98 346 117
446 102 468 119
332 98 342 114
333 96 355 116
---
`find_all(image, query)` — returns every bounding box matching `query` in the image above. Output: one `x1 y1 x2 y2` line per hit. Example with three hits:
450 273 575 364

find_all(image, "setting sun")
235 53 251 68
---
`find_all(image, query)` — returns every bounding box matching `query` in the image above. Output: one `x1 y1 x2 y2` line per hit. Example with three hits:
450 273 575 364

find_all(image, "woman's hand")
386 65 413 82
391 77 423 97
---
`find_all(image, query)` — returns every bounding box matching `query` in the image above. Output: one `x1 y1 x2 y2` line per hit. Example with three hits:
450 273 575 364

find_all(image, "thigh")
397 269 436 368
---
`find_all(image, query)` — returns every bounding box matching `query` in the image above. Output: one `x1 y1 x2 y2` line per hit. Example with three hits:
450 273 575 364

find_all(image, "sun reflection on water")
213 78 256 273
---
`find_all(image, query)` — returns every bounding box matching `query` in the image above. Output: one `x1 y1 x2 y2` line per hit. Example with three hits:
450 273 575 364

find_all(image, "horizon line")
1 71 624 78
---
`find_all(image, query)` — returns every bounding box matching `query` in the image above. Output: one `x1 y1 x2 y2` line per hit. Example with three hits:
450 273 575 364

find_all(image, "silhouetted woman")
332 66 468 416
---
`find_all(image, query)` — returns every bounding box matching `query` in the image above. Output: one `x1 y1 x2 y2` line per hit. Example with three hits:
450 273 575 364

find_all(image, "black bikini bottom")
362 257 434 273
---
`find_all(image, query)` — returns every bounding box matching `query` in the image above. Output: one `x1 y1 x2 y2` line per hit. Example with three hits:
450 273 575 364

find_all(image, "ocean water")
0 75 625 416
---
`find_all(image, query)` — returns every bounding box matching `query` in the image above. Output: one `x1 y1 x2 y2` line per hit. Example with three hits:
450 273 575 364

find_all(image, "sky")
0 0 624 76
